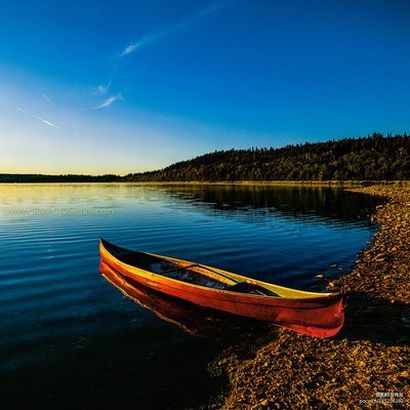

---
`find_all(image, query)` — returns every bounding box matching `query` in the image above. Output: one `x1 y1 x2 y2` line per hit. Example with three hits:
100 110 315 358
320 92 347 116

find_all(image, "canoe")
100 260 269 339
99 239 345 338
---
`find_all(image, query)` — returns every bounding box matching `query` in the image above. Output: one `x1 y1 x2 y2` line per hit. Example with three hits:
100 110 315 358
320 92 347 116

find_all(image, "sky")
0 0 409 175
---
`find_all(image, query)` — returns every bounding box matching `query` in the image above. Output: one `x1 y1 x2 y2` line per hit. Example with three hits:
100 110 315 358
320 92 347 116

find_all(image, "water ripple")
0 184 379 374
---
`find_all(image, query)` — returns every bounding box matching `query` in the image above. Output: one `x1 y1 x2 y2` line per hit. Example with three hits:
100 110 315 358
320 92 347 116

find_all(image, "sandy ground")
209 185 409 409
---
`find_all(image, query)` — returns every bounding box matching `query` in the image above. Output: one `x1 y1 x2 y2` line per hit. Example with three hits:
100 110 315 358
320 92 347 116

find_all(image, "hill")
1 133 408 183
124 133 409 182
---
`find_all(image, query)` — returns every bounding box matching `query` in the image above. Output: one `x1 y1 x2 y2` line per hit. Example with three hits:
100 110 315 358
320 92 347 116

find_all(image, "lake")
0 184 380 409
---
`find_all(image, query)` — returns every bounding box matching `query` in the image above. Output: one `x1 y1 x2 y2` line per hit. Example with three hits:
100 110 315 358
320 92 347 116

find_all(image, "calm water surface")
0 184 380 409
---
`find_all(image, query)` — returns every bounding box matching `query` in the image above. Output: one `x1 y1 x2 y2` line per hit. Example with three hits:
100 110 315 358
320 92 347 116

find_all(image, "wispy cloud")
98 84 108 93
42 94 51 103
120 1 232 57
16 106 29 115
91 93 123 110
96 80 112 94
33 115 61 129
120 32 163 57
16 106 61 129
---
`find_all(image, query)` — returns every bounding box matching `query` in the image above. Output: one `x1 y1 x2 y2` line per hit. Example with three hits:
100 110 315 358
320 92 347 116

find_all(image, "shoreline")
209 185 409 409
1 180 409 187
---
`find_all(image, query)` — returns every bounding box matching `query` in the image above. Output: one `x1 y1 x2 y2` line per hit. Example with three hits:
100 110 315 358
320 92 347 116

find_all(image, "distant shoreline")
0 179 409 187
3 134 408 184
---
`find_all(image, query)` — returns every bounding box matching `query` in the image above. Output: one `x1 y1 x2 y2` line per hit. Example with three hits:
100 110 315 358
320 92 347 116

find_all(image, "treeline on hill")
0 174 121 183
124 133 409 182
1 133 408 183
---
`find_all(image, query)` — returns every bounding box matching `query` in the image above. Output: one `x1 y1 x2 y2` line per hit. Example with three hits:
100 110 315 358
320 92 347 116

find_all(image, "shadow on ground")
336 291 409 346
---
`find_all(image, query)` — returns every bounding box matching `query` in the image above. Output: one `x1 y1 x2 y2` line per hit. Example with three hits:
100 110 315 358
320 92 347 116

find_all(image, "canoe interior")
101 240 279 296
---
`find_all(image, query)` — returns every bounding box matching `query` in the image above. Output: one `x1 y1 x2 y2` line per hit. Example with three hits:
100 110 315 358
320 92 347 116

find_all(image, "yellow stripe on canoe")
99 240 338 299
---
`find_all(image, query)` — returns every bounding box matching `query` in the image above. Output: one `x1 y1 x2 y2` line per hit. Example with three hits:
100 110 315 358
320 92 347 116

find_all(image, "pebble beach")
210 185 409 409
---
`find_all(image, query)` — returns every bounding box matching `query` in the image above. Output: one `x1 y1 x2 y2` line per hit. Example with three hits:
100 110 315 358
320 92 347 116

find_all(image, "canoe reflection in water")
100 260 271 341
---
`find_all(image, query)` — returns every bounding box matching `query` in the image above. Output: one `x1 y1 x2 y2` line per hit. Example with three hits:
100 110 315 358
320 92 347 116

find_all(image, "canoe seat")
227 282 279 297
159 264 228 290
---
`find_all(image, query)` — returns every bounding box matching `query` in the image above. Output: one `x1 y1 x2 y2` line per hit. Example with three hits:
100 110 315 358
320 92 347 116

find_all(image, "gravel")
209 185 410 410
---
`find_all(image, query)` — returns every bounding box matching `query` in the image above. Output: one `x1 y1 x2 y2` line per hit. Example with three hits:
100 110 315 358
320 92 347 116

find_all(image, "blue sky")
0 0 409 174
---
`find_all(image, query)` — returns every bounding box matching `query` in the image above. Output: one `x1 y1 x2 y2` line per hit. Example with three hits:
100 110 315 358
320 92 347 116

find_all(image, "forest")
1 133 408 182
124 133 409 182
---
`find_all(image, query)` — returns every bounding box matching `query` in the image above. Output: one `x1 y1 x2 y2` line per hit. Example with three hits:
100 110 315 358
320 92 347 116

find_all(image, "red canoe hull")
100 240 345 338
